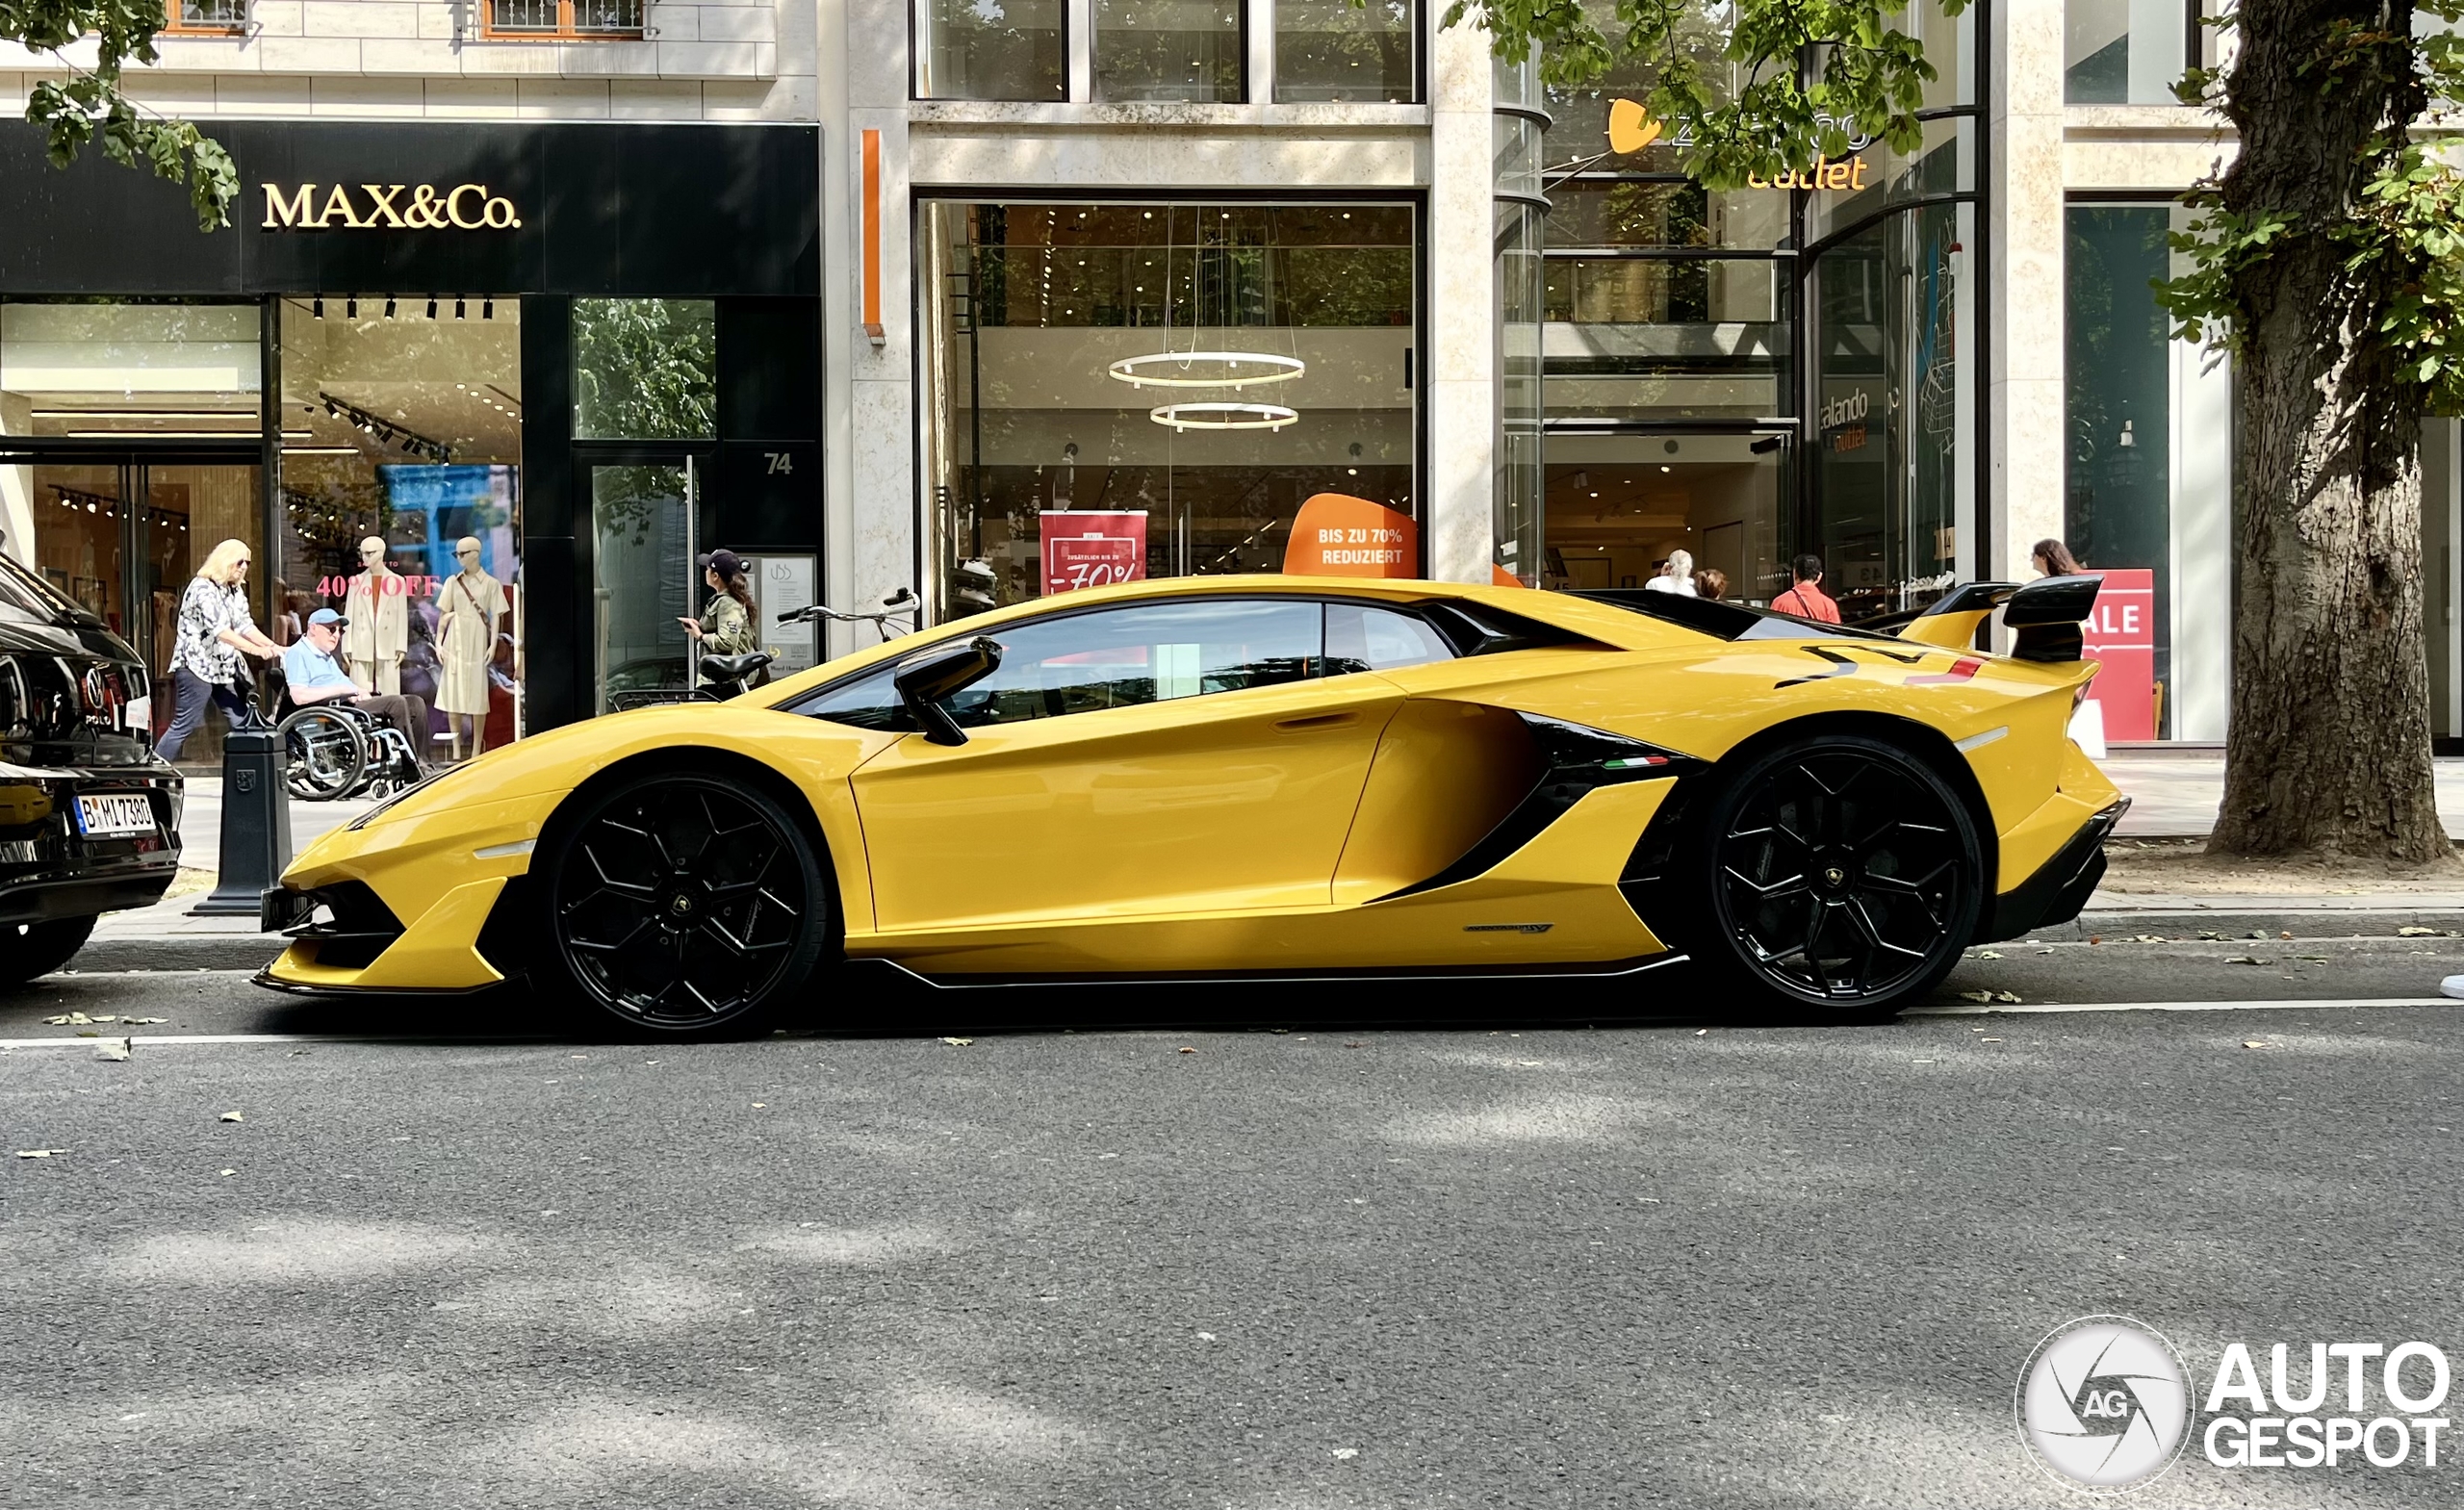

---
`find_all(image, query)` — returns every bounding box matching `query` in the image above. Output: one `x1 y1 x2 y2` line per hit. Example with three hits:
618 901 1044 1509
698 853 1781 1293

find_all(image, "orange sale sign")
1282 494 1418 578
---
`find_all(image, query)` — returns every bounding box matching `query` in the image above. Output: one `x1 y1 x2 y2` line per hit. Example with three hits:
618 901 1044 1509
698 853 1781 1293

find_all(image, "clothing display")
437 568 509 717
345 566 409 694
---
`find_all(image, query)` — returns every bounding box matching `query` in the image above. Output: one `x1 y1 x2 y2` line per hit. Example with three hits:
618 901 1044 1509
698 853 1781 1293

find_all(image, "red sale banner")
2078 567 2157 741
1040 511 1148 596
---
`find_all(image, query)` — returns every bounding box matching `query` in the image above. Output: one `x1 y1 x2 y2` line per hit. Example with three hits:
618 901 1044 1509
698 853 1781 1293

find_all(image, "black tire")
1677 733 1983 1019
280 707 368 801
542 770 828 1036
2 915 97 988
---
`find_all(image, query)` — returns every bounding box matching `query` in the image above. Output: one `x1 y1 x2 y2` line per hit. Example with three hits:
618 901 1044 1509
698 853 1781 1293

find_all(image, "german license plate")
74 792 154 838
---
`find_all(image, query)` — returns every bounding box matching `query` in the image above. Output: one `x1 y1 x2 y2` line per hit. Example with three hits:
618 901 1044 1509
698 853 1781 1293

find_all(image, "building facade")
4 1 2456 751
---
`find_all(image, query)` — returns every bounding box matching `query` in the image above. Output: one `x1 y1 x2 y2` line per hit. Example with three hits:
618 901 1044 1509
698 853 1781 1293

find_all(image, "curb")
2049 908 2464 940
71 939 286 974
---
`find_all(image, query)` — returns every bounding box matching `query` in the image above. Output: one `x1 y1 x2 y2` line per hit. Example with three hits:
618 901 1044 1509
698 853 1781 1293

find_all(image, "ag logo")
2015 1316 2192 1493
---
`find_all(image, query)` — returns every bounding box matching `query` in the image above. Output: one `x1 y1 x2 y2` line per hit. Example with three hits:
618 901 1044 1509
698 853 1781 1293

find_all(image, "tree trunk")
2207 0 2456 866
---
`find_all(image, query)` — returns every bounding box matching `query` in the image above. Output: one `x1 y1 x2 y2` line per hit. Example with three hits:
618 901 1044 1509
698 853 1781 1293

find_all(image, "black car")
0 554 182 985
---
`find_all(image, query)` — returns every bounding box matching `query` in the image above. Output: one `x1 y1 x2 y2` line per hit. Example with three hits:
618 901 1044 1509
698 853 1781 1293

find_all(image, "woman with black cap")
680 549 764 682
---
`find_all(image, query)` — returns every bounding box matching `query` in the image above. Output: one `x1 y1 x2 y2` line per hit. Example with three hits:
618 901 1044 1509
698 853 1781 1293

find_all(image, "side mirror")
893 636 1003 746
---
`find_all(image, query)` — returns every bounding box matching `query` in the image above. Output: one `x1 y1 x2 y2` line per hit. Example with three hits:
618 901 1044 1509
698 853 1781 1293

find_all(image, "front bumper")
1979 796 2130 943
0 766 183 925
255 791 549 993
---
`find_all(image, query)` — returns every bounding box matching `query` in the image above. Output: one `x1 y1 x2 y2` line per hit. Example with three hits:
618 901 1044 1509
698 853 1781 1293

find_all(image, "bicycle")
776 587 919 644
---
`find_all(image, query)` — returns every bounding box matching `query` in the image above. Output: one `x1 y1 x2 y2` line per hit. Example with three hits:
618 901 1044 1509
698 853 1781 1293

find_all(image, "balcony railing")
486 0 646 38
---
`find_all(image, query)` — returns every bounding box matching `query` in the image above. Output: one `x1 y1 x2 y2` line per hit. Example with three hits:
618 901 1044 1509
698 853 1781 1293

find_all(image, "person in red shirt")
1770 553 1841 623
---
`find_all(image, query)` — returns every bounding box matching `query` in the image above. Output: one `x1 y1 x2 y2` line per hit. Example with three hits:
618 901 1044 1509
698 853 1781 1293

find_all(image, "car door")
836 597 1408 932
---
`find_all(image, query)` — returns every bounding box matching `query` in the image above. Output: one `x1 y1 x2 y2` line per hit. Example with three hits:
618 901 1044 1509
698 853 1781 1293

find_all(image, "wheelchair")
274 686 427 803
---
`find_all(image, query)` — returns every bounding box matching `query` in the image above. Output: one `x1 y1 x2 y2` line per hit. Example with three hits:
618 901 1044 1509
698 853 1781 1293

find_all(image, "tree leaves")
10 0 237 230
1445 0 1967 189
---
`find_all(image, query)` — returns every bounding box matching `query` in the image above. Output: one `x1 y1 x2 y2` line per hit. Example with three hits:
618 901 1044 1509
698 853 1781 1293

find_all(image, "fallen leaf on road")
2197 931 2225 940
2400 926 2439 937
88 1015 117 1023
2297 956 2330 963
1976 949 2003 960
2135 934 2166 943
2226 956 2270 965
1178 1046 1197 1054
2243 1040 2272 1049
938 1037 972 1047
1981 1037 2003 1042
93 1038 129 1062
1694 1028 1708 1036
751 1103 766 1109
124 1017 166 1025
13 1149 65 1158
2279 932 2294 940
1331 1448 1360 1461
218 1112 244 1123
41 1012 91 1026
1196 1331 1217 1341
2246 932 2269 940
218 1168 236 1176
1959 990 1992 1004
1994 990 2022 1004
2037 947 2056 955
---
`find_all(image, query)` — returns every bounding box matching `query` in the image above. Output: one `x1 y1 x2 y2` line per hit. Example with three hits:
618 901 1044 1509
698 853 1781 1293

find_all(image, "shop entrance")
0 444 263 753
585 451 712 714
1539 432 1792 603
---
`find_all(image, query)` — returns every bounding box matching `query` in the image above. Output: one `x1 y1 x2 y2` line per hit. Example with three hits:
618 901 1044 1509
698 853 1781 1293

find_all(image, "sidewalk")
2104 750 2464 838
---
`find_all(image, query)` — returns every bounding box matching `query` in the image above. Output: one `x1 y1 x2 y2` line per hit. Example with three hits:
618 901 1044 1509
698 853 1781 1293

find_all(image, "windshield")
0 551 96 624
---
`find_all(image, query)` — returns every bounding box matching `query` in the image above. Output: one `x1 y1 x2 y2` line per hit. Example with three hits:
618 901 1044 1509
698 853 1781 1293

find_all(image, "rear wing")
1896 575 2104 663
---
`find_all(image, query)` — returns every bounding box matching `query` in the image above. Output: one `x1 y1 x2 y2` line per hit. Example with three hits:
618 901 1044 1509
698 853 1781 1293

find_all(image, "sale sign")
1282 493 1420 578
1040 511 1147 596
2078 567 2157 741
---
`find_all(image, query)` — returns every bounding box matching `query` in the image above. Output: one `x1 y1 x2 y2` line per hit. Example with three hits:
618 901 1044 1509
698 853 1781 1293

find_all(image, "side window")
949 599 1322 729
1324 601 1456 676
797 666 911 731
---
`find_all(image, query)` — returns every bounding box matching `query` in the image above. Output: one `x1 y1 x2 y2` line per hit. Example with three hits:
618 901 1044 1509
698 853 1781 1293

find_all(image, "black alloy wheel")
545 772 827 1034
1695 735 1982 1014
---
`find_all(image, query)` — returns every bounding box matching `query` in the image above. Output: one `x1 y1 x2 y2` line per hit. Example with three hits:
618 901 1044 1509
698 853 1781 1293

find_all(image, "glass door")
589 455 704 715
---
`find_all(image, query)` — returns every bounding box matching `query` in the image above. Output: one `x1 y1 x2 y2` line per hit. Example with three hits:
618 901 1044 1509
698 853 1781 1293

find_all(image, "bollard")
192 699 294 918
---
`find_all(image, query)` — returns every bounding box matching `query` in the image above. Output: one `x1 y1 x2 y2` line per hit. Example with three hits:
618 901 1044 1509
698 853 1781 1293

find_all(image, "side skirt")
854 950 1689 992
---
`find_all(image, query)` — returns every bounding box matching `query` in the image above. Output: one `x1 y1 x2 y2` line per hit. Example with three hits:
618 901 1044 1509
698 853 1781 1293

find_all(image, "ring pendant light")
1107 350 1305 389
1148 401 1299 431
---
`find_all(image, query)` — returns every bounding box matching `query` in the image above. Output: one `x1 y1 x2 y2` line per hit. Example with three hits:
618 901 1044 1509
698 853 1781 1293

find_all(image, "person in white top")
1643 548 1698 596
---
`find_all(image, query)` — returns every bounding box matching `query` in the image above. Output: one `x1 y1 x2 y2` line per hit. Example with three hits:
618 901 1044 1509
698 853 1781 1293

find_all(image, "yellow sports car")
257 574 2124 1032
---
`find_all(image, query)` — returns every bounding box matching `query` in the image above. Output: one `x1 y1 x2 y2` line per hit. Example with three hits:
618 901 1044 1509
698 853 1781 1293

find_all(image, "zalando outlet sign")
261 182 523 231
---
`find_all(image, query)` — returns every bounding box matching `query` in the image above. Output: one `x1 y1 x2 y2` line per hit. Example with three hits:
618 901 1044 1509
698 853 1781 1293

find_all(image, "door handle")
1274 711 1358 731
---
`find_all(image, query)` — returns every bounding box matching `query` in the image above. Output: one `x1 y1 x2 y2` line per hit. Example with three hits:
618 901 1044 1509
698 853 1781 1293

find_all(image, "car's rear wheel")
1682 734 1982 1018
543 771 827 1036
2 915 97 988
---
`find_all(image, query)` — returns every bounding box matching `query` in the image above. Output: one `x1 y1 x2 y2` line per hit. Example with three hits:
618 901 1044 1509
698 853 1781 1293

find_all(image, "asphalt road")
4 951 2461 1508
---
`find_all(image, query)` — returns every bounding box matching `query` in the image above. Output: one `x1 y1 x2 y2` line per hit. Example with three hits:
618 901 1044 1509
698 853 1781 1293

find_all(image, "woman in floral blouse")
158 539 282 763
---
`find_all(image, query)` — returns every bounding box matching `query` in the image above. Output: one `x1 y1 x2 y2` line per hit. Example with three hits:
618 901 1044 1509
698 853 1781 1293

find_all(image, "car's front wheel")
1681 734 1983 1018
542 770 828 1036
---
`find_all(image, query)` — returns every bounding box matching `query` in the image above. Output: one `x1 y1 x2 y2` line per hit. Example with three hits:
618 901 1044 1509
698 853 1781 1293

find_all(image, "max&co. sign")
260 183 522 231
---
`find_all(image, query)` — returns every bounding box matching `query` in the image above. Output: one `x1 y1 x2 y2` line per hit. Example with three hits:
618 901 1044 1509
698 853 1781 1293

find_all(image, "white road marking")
0 1033 552 1049
1909 997 2455 1016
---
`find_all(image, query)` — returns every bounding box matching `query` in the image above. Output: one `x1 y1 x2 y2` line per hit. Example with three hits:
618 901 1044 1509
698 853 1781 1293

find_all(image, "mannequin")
435 536 508 760
343 536 408 695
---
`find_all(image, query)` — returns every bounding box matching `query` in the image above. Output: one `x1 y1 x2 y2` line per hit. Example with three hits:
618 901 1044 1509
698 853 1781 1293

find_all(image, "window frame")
1270 0 1422 106
786 592 1465 729
1091 0 1251 106
910 0 1073 102
162 0 247 36
479 0 648 42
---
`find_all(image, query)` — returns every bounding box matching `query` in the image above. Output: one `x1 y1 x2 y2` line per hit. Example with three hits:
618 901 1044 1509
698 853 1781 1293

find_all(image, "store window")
1276 0 1415 103
1093 0 1244 103
916 200 1419 620
2065 0 2191 104
573 298 716 441
0 302 266 757
1541 439 1786 599
914 0 1067 101
276 297 525 761
484 0 645 38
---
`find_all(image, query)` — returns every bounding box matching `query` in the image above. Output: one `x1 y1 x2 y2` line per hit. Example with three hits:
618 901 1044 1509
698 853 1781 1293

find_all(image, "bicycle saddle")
700 652 774 683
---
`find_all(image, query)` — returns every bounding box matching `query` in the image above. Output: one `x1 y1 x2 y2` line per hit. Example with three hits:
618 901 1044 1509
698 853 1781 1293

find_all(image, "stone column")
1426 16 1498 583
1989 0 2067 582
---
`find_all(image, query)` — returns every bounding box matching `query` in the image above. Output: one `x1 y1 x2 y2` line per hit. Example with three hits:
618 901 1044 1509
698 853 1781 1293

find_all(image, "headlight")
346 765 463 831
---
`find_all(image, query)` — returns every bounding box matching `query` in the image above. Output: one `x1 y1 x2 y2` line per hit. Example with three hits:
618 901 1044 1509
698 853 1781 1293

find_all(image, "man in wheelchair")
279 609 431 799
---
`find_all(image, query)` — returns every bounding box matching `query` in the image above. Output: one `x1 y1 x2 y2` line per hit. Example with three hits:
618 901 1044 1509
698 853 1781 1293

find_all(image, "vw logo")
2015 1316 2192 1493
